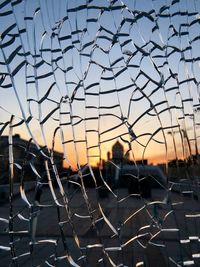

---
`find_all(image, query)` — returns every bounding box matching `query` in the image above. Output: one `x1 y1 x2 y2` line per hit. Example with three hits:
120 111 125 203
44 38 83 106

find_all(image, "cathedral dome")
112 141 123 162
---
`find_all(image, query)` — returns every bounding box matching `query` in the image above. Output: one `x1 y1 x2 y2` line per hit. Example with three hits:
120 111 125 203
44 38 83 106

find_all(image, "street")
0 184 200 266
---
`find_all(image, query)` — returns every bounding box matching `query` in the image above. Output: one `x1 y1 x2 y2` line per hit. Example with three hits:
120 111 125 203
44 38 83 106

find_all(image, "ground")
0 184 200 266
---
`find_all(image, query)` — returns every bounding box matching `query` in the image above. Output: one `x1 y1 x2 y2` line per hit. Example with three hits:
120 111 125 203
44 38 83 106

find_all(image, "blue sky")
1 0 200 168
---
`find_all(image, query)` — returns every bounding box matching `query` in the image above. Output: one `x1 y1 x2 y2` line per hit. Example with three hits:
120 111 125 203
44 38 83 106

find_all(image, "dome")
112 141 123 161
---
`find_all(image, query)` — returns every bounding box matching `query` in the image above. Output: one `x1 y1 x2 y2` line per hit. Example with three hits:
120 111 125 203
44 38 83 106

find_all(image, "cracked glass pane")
0 0 200 266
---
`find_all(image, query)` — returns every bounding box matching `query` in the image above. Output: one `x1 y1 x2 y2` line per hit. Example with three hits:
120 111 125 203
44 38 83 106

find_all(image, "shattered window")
1 0 200 266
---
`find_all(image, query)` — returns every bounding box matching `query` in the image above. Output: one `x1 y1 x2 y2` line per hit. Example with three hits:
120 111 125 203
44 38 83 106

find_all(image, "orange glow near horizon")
12 122 190 170
59 140 183 169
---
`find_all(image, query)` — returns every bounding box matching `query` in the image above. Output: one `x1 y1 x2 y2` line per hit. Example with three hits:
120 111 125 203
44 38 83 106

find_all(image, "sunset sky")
1 0 200 169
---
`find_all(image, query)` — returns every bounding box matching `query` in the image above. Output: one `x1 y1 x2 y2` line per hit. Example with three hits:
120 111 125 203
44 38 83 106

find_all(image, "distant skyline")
0 132 192 170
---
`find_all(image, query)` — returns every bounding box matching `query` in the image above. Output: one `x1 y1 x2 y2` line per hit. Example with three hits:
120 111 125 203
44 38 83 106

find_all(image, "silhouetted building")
102 141 166 197
0 134 64 184
112 141 124 164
